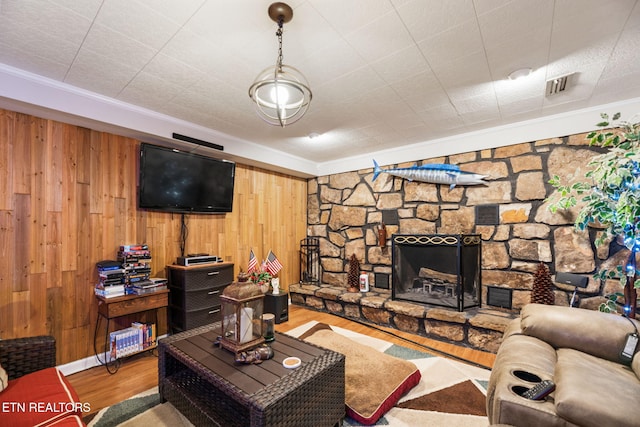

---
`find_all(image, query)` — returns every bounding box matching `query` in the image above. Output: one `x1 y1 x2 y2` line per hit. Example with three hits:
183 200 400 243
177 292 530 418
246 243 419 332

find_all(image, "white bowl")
282 356 301 369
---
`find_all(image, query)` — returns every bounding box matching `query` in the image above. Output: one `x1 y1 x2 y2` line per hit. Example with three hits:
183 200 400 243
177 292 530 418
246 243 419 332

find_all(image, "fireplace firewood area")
392 234 481 312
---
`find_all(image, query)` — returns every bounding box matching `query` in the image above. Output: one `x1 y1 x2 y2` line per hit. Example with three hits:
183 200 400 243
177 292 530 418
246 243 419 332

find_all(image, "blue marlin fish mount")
372 159 487 189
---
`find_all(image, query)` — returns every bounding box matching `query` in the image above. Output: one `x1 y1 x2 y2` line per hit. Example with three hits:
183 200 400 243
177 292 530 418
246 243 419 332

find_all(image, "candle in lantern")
239 307 253 343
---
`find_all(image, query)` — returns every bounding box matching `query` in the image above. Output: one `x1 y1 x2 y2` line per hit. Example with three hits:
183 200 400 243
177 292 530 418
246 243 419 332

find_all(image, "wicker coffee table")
158 323 346 426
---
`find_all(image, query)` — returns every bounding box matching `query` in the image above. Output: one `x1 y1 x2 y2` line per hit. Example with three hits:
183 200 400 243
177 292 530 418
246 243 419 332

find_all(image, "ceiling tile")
370 44 431 85
344 10 415 64
477 0 554 47
140 54 205 89
317 66 388 103
0 25 78 72
0 0 93 41
65 50 140 97
94 0 183 50
49 0 103 19
136 0 206 25
552 0 637 40
119 71 185 110
484 29 551 79
397 0 476 43
298 38 366 86
494 71 546 104
160 29 227 74
417 20 485 69
499 96 544 118
0 40 69 80
310 0 395 36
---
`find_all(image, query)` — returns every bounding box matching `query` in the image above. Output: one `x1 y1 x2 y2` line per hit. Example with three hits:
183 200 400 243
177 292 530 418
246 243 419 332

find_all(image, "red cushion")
47 415 85 426
347 369 421 425
301 326 422 425
0 367 85 427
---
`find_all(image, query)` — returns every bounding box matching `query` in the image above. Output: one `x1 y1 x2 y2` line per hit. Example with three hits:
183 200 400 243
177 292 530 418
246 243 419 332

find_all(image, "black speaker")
172 133 224 151
264 292 288 324
555 272 588 288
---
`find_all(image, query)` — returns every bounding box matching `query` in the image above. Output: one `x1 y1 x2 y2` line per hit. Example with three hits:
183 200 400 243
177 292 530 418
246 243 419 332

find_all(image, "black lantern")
219 276 265 354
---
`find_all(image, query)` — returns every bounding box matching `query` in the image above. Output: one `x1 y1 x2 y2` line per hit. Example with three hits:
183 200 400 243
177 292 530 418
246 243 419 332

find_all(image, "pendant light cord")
276 17 284 71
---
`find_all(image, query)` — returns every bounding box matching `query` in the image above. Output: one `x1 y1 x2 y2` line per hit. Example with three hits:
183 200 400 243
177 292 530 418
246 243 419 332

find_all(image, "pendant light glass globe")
249 65 311 126
270 83 289 106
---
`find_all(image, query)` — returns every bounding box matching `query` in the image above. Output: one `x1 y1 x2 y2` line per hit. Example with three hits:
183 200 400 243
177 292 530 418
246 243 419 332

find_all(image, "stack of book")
109 322 157 359
117 244 152 295
95 260 125 298
127 277 168 295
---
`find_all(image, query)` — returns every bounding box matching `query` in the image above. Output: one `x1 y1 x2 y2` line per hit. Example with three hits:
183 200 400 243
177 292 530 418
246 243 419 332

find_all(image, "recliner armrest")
520 304 639 363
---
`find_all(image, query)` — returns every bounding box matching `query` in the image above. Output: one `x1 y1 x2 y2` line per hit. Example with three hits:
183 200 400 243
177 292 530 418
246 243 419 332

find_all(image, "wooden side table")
94 289 169 373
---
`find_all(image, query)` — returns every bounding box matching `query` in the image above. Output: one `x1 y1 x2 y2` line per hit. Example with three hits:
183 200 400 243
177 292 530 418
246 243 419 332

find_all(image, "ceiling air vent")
546 73 574 96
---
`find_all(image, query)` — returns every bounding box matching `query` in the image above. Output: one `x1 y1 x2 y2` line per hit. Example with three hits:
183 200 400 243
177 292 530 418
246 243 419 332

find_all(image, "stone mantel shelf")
289 283 516 353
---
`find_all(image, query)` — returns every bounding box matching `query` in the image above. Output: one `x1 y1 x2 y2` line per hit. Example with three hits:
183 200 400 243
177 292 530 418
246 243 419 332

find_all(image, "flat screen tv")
138 143 235 214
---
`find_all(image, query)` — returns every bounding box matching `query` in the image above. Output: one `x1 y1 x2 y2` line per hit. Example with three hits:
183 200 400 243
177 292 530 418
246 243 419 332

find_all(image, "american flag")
266 250 283 276
248 249 258 273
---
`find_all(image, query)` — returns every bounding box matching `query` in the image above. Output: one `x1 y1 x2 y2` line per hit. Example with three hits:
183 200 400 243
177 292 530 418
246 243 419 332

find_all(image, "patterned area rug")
88 322 491 427
87 387 191 427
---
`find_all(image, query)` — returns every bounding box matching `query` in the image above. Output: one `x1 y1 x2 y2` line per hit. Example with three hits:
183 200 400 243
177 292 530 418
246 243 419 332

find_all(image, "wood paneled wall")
0 109 308 364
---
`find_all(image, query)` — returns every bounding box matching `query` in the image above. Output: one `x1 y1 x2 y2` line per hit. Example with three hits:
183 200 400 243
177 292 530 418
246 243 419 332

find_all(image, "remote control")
522 380 555 400
621 333 639 362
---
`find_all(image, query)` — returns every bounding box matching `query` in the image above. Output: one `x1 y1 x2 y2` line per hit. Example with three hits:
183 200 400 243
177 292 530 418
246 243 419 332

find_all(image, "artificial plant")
547 112 640 316
249 262 272 291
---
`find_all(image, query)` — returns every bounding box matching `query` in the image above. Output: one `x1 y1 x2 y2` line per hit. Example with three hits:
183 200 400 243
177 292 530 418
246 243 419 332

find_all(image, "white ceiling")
1 0 640 177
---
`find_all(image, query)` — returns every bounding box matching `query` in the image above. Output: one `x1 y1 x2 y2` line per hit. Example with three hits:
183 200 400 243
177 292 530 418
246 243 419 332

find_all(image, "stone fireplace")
306 133 621 313
392 234 481 311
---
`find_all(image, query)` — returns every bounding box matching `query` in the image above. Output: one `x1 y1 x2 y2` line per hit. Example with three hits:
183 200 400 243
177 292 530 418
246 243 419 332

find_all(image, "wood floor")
69 305 496 418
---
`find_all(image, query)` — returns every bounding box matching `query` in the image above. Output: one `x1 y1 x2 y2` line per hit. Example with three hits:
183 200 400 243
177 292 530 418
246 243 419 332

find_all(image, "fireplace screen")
392 234 481 311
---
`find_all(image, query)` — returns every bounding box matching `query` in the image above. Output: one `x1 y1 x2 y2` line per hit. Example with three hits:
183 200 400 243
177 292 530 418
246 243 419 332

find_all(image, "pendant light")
248 2 312 127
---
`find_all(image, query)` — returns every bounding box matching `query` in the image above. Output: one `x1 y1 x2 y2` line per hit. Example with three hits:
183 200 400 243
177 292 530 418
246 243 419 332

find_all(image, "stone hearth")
289 283 515 353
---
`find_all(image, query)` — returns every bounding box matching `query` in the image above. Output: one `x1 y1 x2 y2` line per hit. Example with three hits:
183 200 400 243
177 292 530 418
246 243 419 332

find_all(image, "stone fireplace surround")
300 130 635 352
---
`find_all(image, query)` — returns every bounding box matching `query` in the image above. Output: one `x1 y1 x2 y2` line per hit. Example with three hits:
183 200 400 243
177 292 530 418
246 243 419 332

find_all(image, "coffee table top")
160 323 345 405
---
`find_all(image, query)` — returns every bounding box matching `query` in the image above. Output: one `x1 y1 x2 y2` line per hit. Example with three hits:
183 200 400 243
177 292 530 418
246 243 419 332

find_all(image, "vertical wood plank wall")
0 109 308 365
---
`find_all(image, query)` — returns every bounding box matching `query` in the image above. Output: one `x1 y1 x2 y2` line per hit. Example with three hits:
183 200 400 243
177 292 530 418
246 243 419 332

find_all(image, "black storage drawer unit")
170 305 221 331
167 262 234 333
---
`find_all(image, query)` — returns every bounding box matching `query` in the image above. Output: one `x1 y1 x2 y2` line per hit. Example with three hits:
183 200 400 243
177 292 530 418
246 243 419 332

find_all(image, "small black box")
264 292 288 324
555 272 589 288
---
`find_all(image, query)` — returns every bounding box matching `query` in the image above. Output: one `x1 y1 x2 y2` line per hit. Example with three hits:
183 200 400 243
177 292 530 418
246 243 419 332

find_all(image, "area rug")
88 322 491 426
289 321 491 426
86 387 192 427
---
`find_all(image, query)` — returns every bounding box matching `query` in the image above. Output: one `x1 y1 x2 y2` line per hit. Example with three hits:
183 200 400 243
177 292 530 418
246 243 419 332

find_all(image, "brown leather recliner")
487 303 640 427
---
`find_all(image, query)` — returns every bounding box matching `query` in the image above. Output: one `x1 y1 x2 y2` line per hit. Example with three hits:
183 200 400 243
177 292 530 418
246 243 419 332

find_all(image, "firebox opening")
392 234 481 311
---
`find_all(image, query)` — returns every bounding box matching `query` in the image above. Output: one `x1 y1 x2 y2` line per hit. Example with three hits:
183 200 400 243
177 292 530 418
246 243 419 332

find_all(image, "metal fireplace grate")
300 237 320 284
